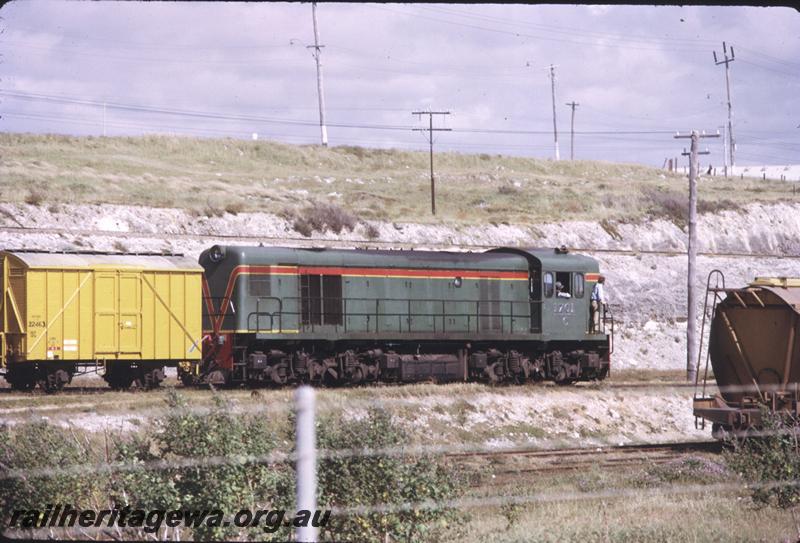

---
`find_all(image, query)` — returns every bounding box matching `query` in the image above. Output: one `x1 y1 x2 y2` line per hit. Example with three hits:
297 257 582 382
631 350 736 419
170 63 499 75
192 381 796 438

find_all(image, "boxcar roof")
2 250 202 271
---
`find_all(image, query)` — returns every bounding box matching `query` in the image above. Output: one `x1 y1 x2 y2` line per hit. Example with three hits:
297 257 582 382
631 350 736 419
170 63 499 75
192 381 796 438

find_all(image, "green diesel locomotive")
188 245 613 387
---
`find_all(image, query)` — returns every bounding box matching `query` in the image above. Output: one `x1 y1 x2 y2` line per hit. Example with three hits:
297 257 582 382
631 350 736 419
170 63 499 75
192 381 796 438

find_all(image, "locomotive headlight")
454 276 463 288
209 245 226 263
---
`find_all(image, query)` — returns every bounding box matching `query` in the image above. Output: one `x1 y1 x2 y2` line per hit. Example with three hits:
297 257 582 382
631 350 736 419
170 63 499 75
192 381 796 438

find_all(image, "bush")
203 205 225 218
0 422 104 524
363 221 380 240
642 187 687 228
24 190 44 206
291 201 358 237
111 390 291 540
726 410 800 512
316 408 467 543
497 184 519 195
697 199 741 214
224 201 245 215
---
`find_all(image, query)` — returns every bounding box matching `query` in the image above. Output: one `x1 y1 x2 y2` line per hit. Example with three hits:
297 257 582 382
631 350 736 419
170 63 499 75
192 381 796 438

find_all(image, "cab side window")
543 272 554 298
574 273 584 298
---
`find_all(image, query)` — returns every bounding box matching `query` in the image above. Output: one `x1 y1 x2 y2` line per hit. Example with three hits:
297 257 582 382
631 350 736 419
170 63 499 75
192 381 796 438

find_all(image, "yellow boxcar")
0 250 203 391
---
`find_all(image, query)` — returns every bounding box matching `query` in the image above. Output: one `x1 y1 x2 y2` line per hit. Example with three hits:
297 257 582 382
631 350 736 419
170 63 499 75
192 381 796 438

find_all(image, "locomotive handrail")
243 295 536 335
254 297 284 333
602 306 615 355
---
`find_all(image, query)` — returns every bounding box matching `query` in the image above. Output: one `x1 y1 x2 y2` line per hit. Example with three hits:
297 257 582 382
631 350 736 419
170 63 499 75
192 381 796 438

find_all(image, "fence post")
296 386 317 543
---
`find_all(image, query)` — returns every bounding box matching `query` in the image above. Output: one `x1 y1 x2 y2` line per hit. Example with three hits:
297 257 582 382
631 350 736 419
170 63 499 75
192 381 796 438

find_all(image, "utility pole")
549 64 560 161
721 124 728 178
412 110 451 215
674 129 719 383
565 101 579 160
713 42 735 174
102 101 106 137
308 3 328 146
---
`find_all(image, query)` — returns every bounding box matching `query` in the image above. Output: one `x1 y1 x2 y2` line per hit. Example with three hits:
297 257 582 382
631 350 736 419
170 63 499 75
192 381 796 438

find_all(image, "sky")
1 2 798 168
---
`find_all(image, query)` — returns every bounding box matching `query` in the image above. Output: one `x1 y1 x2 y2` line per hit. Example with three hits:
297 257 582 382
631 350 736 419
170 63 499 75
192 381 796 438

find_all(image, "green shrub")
726 410 800 511
316 408 467 543
111 390 292 540
0 422 104 523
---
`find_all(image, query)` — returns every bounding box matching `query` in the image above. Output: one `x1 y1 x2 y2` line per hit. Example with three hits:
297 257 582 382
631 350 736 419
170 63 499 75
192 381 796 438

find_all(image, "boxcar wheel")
134 368 165 390
6 366 37 391
38 369 71 393
104 369 134 391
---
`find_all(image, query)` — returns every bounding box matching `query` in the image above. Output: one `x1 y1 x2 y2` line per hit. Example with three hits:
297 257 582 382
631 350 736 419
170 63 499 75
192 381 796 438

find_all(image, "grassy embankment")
1 133 796 226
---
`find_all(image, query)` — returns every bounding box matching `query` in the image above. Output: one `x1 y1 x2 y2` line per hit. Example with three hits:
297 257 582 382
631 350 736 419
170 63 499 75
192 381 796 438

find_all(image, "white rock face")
3 201 800 371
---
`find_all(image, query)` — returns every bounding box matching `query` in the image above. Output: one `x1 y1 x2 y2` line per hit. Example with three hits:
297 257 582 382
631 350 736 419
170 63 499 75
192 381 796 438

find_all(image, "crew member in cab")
590 275 607 333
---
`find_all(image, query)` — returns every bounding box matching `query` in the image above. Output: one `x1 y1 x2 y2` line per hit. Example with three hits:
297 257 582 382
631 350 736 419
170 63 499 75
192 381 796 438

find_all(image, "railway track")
0 377 703 398
3 224 800 260
451 440 723 482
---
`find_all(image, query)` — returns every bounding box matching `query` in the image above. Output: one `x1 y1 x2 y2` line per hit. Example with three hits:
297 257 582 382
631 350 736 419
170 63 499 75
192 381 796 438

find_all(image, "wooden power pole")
565 101 579 160
309 3 328 146
412 110 451 215
713 42 735 174
674 129 719 383
549 65 560 161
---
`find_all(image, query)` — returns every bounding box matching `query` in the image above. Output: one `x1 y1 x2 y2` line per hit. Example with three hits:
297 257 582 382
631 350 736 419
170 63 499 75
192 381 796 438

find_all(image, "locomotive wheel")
484 362 501 384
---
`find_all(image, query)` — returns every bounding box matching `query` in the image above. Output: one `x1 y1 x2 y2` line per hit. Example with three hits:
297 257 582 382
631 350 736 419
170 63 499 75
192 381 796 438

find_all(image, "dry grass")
2 133 796 226
463 471 797 542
